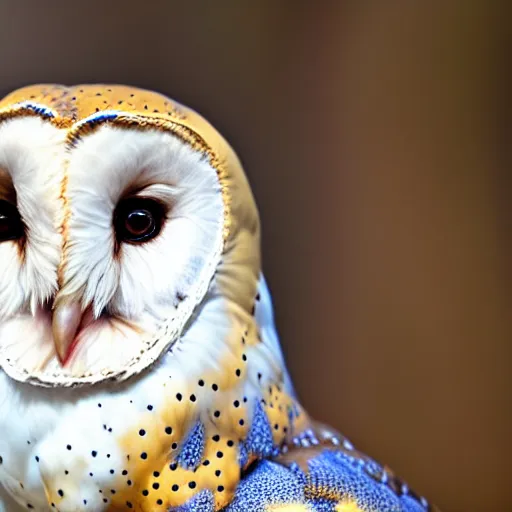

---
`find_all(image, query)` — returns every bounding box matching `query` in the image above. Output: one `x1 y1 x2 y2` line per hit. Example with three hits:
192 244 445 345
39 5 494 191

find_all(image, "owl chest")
0 386 58 509
0 374 134 511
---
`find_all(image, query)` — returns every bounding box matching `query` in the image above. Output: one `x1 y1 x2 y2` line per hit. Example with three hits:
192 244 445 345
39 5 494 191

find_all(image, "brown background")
0 2 510 511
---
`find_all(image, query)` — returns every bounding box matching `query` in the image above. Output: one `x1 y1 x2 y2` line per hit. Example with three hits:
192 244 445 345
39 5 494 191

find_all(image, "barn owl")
0 84 439 512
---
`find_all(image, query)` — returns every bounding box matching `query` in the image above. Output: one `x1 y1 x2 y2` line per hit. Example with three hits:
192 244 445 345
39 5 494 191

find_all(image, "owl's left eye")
0 200 24 242
114 197 165 244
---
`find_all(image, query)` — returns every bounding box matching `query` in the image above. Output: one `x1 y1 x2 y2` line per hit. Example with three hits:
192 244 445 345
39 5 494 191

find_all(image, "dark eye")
0 200 24 242
114 197 165 244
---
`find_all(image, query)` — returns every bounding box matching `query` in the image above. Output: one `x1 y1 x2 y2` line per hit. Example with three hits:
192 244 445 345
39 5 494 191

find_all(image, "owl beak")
52 300 83 365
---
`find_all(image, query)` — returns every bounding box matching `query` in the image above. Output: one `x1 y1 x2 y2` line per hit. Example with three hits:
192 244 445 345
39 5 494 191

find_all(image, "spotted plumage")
0 84 438 512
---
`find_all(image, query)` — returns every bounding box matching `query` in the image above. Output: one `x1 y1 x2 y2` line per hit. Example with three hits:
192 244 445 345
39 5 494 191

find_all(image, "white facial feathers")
0 119 225 384
61 126 224 319
0 117 64 318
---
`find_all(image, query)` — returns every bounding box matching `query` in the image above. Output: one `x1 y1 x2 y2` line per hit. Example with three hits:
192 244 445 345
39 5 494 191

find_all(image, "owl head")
0 84 261 387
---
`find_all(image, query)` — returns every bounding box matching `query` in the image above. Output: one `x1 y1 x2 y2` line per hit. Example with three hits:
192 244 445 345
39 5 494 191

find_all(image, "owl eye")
114 197 165 243
0 200 24 242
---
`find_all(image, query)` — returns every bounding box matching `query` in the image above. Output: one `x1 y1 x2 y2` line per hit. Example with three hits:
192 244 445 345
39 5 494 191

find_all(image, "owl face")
0 85 257 387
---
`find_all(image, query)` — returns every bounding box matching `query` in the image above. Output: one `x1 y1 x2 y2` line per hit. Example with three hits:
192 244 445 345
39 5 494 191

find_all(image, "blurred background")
0 1 510 510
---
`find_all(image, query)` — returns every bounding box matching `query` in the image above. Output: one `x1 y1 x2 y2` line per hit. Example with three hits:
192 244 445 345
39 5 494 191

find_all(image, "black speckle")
140 452 148 460
66 445 72 450
152 483 159 490
122 470 128 476
212 435 220 442
165 426 172 435
169 462 177 471
110 469 115 475
239 419 245 426
216 451 224 459
190 394 196 402
217 485 225 492
202 459 210 466
172 484 179 492
147 405 153 411
215 469 221 477
176 393 182 401
142 489 149 496
212 384 218 391
126 502 133 508
227 440 234 447
189 481 196 489
214 410 220 418
139 429 146 437
235 369 241 377
198 379 204 386
171 442 178 450
233 400 240 408
153 471 160 478
91 451 97 458
157 499 163 505
57 490 64 497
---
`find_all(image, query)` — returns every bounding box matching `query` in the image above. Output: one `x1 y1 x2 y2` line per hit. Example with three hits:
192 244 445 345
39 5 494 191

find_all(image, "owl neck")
168 271 311 456
117 273 312 510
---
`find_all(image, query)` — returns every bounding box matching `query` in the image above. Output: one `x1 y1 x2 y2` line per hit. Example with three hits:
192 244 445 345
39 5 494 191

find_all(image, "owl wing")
221 433 438 512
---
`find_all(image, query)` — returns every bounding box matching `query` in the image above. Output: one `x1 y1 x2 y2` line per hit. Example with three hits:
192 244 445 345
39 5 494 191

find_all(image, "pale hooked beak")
52 300 83 365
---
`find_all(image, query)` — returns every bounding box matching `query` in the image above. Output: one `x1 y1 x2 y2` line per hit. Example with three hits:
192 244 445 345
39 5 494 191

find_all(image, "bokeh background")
0 2 510 510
